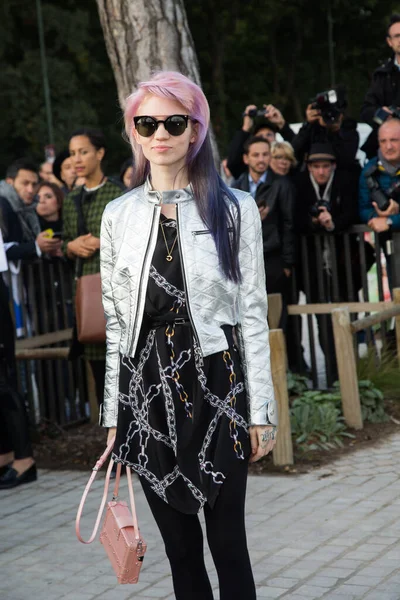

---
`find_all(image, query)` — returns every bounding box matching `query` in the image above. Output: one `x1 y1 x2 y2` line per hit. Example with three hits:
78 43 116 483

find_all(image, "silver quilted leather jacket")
100 180 277 429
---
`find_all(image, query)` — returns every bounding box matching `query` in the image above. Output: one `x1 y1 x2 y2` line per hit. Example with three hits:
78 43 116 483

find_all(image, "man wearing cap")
294 143 359 384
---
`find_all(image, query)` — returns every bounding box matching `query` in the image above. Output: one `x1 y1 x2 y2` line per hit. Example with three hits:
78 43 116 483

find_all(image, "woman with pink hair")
100 71 277 599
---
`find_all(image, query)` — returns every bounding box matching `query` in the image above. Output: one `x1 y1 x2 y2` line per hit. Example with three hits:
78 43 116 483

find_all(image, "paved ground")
1 433 400 600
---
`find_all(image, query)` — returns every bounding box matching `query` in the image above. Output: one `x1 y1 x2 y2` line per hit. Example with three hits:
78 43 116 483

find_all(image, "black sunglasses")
133 114 191 137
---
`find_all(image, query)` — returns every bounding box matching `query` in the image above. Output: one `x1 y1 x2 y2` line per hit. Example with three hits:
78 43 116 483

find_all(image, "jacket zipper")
192 229 212 235
176 205 202 351
129 203 161 355
192 227 233 236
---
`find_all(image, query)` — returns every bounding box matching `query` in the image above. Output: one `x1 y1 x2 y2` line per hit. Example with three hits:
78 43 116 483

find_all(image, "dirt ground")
32 399 400 476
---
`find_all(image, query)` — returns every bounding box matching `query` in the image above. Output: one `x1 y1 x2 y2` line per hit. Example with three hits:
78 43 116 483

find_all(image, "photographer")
360 14 400 158
359 118 400 291
227 103 295 179
292 90 359 174
295 144 359 384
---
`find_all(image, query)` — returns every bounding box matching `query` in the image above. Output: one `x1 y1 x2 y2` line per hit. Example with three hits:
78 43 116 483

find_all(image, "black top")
113 216 250 514
234 170 296 266
0 197 37 261
38 216 63 235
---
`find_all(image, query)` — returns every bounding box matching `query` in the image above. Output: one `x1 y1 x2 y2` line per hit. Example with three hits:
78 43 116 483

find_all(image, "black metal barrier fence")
288 225 400 388
6 257 88 428
5 225 399 427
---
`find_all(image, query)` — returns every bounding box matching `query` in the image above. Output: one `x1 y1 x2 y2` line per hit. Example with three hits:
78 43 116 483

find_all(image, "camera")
309 200 331 218
373 105 400 126
310 89 343 125
366 177 391 212
243 107 267 119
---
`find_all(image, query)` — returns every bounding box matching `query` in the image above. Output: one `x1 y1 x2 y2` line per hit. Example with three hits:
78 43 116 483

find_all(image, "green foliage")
357 345 400 399
0 0 127 174
287 371 309 397
186 0 400 152
289 379 389 452
358 380 390 423
290 394 354 452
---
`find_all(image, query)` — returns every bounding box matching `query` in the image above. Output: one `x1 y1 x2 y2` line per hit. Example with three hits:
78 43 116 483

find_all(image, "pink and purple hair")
124 71 241 283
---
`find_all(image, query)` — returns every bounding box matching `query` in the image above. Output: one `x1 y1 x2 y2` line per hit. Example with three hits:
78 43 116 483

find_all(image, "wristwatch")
387 217 393 227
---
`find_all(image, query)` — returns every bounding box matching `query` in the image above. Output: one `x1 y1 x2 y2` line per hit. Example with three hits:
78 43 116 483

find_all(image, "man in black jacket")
233 136 295 326
0 159 60 262
294 143 359 384
360 14 400 158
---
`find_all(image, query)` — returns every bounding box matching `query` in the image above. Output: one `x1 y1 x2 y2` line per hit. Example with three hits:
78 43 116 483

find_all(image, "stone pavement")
1 433 400 600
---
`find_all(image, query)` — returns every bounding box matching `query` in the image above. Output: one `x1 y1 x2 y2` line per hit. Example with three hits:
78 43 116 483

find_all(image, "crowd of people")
2 14 400 491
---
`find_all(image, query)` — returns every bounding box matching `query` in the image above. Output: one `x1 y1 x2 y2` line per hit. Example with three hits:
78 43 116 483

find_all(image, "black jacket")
294 170 363 298
360 57 400 125
233 170 296 266
294 170 359 235
291 120 359 172
227 123 295 180
0 197 38 261
360 57 400 158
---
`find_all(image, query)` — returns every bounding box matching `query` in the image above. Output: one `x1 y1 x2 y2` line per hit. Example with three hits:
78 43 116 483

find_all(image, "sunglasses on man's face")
133 114 191 138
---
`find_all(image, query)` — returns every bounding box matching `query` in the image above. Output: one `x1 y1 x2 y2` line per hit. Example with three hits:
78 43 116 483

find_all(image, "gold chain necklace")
160 220 178 262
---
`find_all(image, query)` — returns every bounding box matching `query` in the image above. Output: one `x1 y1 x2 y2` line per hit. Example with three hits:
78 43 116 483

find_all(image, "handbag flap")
107 502 137 539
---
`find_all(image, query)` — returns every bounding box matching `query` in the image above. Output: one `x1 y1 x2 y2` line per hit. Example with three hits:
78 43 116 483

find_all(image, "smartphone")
52 232 63 239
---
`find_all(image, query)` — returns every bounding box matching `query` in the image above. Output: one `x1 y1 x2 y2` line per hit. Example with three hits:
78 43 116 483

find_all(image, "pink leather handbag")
75 438 146 584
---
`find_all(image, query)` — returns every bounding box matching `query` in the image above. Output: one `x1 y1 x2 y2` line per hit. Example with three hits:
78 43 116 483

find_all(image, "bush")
357 345 400 399
290 392 354 452
358 380 390 423
287 371 309 397
288 378 389 453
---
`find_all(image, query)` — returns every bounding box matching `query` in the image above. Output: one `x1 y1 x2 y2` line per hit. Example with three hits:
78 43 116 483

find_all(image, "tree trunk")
96 0 202 109
96 0 218 160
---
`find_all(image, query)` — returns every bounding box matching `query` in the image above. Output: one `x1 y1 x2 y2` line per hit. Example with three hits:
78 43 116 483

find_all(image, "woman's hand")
249 426 276 463
67 234 98 259
107 427 117 445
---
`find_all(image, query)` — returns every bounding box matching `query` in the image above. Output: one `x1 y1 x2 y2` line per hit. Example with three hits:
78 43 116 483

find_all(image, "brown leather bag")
75 273 106 343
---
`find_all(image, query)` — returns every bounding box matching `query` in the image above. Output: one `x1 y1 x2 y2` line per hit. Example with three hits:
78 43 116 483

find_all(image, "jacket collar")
375 56 397 74
144 177 194 204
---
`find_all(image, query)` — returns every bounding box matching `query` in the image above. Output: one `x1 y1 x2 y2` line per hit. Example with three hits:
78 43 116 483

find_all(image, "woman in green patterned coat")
63 128 122 406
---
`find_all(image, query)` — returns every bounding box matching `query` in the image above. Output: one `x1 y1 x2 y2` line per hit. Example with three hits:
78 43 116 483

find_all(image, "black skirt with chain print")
112 216 251 514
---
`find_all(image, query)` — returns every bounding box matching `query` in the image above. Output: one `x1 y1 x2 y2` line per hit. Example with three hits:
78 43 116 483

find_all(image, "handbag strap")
75 437 140 544
73 187 88 280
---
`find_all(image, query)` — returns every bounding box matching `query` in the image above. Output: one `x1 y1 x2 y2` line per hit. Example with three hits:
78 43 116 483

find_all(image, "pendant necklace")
160 220 178 261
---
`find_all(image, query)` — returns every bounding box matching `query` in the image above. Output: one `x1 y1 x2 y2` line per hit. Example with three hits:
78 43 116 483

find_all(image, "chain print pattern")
166 299 193 419
223 350 245 459
149 265 185 303
113 218 249 512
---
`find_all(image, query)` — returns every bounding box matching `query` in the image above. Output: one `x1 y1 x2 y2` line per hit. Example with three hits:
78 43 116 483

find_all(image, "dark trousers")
0 280 33 459
88 359 106 407
305 280 339 386
140 457 256 600
264 252 290 330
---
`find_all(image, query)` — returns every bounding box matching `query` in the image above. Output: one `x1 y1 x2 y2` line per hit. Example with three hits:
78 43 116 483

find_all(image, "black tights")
88 360 106 407
140 458 256 600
